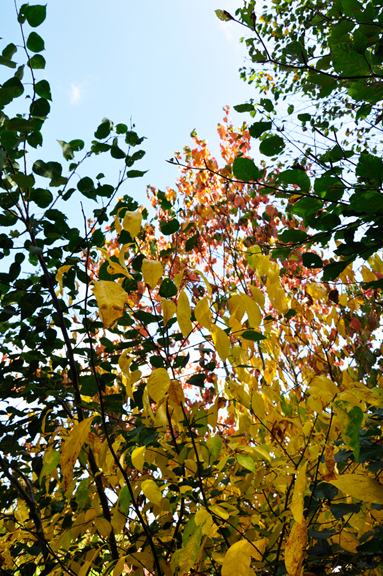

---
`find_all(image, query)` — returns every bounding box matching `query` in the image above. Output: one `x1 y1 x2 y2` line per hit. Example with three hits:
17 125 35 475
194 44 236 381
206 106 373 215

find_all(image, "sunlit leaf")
92 280 127 327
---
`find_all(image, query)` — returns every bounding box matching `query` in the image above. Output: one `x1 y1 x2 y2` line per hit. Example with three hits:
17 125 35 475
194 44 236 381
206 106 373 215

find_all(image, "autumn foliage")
1 3 383 576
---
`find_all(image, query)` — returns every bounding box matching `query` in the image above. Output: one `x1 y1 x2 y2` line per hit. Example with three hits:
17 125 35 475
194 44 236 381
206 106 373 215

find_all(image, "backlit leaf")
142 479 162 506
61 417 93 489
92 280 127 327
131 447 146 472
142 259 164 288
285 518 307 576
291 462 307 524
147 368 170 403
160 297 176 326
211 324 230 361
329 475 383 504
177 289 193 337
222 540 252 576
122 210 142 238
194 296 212 329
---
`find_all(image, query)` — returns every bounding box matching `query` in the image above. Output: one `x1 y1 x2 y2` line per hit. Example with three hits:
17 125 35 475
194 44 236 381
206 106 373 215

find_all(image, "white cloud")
69 84 82 104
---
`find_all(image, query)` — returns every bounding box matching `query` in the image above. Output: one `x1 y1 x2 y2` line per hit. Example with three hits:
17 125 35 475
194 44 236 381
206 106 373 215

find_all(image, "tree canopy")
0 3 383 576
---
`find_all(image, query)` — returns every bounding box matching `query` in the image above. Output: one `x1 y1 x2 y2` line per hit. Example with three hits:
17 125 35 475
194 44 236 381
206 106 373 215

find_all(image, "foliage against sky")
0 2 383 576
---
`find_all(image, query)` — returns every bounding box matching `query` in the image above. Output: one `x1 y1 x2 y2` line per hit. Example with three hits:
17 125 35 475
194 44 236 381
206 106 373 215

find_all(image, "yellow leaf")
251 538 268 561
192 269 212 296
331 530 360 554
251 390 265 420
61 417 93 490
113 557 126 576
291 462 307 525
240 293 262 328
309 375 338 404
168 379 185 405
285 518 307 576
222 540 252 576
329 475 383 504
177 289 193 337
122 210 142 238
306 282 327 301
267 280 289 315
195 509 211 526
194 297 212 329
160 297 176 326
228 294 246 322
147 368 170 403
142 259 164 289
97 247 132 279
55 265 72 296
211 324 230 361
95 517 112 538
142 479 162 506
79 561 91 576
250 285 265 309
131 446 146 472
210 504 230 520
92 281 127 328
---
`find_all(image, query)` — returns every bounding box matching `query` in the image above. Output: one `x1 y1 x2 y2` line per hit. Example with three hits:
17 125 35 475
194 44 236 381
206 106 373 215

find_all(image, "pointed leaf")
142 259 164 288
92 281 127 327
147 368 170 403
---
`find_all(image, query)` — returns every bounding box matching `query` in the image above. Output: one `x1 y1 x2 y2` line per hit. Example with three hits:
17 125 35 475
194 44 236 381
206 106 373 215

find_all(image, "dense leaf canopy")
0 3 383 576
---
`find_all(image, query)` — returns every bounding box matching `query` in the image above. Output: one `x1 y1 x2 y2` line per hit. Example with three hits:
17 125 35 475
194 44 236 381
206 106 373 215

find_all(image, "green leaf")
159 278 178 298
241 330 266 341
322 260 350 281
35 80 52 100
80 376 98 396
30 98 50 118
187 374 206 388
110 145 126 159
330 502 361 520
260 98 274 112
302 253 324 269
57 140 74 161
22 4 47 27
297 113 311 122
32 160 63 184
233 157 259 181
292 196 323 221
116 123 128 134
0 56 16 69
356 152 383 186
126 170 147 178
94 118 112 139
259 135 285 156
30 188 53 208
119 485 131 515
237 454 257 473
10 173 35 188
249 121 272 138
355 103 372 121
345 406 364 462
278 229 308 243
215 9 234 21
26 32 45 53
278 169 310 193
206 436 222 460
77 177 96 199
160 219 180 235
69 139 84 152
233 103 254 113
185 232 199 251
28 54 46 69
332 45 371 76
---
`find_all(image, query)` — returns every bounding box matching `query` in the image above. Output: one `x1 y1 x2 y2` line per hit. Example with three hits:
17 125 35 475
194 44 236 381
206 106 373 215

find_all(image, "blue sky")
3 0 256 216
